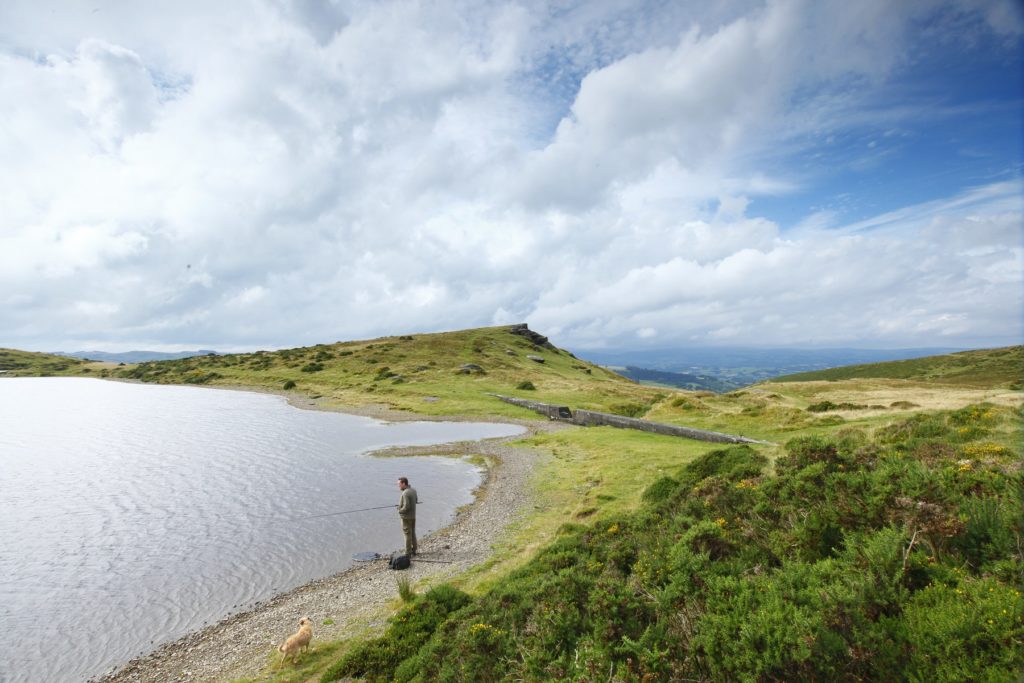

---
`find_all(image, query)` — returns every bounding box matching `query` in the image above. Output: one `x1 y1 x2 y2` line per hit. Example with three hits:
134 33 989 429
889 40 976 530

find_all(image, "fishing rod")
289 501 423 522
353 551 454 564
407 557 453 564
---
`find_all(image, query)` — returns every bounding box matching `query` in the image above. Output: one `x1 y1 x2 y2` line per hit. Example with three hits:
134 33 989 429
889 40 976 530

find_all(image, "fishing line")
34 501 423 525
285 500 423 522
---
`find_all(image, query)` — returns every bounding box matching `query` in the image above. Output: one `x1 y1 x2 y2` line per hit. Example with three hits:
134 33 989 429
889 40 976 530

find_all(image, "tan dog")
278 616 313 664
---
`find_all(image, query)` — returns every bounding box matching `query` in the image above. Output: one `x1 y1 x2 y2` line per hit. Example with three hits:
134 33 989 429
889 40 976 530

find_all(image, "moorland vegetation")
324 404 1022 682
3 327 1021 681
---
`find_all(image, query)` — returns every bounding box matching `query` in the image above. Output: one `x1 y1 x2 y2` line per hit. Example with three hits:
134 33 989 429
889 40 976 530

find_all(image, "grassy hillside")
16 326 1014 446
92 325 670 419
771 346 1023 388
0 348 95 376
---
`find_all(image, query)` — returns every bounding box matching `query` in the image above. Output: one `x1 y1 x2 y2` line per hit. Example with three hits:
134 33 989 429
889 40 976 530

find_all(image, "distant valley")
576 345 965 390
603 366 742 392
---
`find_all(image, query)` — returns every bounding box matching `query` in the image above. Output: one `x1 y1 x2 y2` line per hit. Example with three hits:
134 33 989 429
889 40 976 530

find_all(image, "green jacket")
399 486 418 519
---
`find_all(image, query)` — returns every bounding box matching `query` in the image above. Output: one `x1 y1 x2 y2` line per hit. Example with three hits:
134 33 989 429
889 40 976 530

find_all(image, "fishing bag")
389 553 411 571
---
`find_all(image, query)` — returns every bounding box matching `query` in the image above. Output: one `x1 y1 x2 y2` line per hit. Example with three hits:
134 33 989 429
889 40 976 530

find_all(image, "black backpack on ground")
389 553 411 570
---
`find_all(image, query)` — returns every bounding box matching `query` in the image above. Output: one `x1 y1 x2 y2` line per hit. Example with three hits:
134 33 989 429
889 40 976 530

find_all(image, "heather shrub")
326 404 1022 682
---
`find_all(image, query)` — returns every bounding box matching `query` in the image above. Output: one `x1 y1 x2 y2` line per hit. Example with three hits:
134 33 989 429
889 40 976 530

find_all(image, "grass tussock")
396 575 416 603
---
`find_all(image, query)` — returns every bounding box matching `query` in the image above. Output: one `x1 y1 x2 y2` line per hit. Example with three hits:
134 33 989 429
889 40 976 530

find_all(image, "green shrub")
282 380 296 390
676 445 767 490
641 476 679 503
321 584 472 682
300 362 324 373
515 380 536 390
609 402 648 418
902 578 1024 681
955 496 1018 570
183 371 221 384
325 404 1022 682
375 366 397 380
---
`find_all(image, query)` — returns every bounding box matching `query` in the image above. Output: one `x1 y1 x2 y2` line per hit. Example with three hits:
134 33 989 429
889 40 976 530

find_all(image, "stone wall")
570 409 763 444
491 394 768 445
492 394 572 420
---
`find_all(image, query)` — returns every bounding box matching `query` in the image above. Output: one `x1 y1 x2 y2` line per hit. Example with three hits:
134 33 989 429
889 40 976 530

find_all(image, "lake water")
0 378 523 683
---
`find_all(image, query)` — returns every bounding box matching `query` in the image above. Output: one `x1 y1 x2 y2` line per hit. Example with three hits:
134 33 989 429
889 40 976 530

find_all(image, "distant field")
771 345 1023 388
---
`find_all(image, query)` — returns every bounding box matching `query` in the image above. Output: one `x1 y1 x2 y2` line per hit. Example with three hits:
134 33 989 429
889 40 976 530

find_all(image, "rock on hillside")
509 324 557 351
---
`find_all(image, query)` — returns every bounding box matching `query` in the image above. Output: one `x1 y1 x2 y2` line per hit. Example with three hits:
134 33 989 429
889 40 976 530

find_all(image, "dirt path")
95 398 560 683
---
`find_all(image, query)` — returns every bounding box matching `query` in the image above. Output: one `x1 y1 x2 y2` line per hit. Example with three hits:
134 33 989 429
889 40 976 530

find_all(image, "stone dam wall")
491 394 770 445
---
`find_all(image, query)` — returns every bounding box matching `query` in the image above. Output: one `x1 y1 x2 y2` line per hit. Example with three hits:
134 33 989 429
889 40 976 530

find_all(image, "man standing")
397 476 418 556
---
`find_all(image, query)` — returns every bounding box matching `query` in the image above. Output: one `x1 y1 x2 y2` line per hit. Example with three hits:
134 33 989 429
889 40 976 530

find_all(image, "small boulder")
526 355 545 364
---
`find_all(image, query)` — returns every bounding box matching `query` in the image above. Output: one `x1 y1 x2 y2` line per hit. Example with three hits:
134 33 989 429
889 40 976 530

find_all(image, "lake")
0 378 523 683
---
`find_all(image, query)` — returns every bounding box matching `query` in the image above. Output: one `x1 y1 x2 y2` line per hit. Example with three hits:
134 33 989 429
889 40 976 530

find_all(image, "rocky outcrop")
508 324 557 351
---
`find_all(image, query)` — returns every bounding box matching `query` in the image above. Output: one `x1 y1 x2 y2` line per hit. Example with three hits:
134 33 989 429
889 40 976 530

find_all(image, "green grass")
0 348 97 376
230 640 346 683
771 346 1023 387
462 426 767 590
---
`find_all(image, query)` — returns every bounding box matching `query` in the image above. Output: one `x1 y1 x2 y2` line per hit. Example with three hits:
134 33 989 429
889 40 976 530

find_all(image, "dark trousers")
402 517 417 555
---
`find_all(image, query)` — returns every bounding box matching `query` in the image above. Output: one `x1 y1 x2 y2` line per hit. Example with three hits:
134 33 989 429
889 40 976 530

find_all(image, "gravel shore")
95 397 560 683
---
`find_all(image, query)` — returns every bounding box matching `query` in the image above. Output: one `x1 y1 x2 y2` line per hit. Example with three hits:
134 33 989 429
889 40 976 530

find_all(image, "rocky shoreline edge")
93 393 558 683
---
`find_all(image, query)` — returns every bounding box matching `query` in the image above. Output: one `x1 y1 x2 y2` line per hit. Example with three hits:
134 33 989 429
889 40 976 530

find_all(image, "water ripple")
0 378 521 683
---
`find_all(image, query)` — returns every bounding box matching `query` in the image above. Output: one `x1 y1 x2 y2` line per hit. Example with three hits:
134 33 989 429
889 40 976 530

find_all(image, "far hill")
57 349 222 363
770 345 1023 388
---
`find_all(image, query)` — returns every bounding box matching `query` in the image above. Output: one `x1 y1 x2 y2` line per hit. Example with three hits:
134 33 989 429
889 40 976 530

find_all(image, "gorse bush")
321 584 472 682
328 403 1023 682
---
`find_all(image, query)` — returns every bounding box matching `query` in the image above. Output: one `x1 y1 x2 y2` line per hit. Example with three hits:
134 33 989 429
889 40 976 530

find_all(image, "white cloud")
0 0 1020 352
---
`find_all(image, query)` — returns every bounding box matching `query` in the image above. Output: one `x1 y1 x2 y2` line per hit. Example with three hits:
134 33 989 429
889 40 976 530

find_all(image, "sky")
1 0 1022 354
